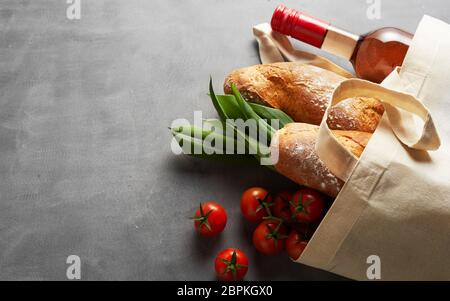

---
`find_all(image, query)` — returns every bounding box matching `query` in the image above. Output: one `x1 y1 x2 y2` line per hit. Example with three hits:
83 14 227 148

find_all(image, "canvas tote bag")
253 16 450 280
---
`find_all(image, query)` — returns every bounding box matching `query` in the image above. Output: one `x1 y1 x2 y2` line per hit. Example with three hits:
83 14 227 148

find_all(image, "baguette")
224 62 384 133
327 97 385 133
271 123 372 197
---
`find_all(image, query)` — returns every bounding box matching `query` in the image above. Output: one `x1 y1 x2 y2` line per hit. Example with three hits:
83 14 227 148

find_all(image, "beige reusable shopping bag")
254 16 450 280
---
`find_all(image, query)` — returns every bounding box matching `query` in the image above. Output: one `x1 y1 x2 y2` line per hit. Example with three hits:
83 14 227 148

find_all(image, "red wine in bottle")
271 4 413 83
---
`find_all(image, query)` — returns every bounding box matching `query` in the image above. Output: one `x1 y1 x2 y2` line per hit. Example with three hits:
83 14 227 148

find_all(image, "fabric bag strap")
316 74 441 181
253 21 441 182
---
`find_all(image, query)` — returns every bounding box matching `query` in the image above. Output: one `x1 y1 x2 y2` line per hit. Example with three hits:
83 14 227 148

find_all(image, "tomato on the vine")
252 220 287 255
240 187 273 223
215 248 248 281
286 230 308 261
193 202 227 237
290 188 326 223
273 190 292 221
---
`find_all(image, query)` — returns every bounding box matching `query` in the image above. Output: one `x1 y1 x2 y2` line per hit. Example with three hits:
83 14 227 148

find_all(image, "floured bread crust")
271 123 372 197
224 62 384 133
328 97 385 133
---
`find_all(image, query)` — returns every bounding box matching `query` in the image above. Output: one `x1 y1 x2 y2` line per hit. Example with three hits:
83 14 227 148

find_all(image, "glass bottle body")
351 27 413 83
271 5 414 83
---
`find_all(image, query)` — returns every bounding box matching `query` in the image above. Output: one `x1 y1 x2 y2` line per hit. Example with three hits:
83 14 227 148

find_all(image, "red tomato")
240 187 273 223
273 190 292 221
286 230 308 260
290 188 326 223
193 202 227 237
291 222 316 240
252 220 287 255
215 248 248 281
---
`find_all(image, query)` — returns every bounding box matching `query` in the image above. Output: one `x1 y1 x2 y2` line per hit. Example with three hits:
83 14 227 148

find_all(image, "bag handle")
253 22 441 182
316 75 441 182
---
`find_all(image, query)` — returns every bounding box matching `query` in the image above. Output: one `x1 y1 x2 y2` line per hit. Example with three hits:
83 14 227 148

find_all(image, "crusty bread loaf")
333 129 372 158
224 62 384 133
224 63 340 125
271 123 372 197
328 97 385 133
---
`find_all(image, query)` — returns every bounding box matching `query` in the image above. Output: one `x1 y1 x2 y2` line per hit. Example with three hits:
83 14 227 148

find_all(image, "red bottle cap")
271 4 330 48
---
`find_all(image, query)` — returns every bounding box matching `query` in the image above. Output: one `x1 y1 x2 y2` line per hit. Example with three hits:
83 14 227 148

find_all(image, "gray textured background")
0 0 449 280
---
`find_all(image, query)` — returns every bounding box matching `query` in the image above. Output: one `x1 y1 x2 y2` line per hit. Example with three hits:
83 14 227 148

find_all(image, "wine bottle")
271 4 413 83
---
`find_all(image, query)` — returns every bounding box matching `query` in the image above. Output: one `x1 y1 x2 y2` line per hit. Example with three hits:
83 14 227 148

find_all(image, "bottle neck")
321 26 360 60
271 5 361 60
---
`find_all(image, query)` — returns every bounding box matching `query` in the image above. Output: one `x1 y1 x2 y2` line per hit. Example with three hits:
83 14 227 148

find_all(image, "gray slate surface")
0 0 448 280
